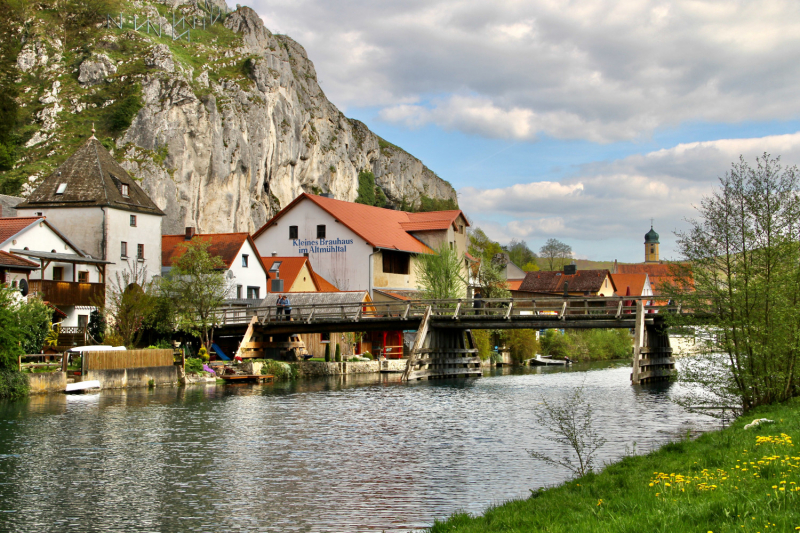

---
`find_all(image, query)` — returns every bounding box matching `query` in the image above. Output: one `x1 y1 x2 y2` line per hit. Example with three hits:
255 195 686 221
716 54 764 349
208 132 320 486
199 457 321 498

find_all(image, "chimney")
563 263 577 275
0 205 3 217
304 252 309 257
185 227 196 241
272 252 277 257
563 280 569 297
614 259 618 273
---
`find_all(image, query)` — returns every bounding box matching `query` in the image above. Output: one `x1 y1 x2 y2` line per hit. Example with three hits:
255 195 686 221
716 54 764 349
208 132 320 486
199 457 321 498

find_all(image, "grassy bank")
429 399 800 532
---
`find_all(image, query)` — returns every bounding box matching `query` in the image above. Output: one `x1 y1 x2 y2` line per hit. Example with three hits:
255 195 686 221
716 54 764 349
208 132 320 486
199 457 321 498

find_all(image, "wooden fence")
83 349 174 371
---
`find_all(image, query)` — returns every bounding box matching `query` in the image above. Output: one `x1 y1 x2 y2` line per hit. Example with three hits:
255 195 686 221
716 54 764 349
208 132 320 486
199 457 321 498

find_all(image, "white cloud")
458 132 800 260
251 0 800 142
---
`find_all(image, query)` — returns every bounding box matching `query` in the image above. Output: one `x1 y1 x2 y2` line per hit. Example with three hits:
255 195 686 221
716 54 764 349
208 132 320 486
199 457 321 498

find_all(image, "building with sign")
252 193 471 299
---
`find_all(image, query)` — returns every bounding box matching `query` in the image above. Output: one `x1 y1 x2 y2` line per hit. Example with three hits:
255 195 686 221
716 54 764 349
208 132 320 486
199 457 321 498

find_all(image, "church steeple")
644 220 659 263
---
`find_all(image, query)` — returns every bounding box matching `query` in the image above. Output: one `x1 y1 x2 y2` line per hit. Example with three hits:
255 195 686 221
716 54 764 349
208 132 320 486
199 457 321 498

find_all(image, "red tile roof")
506 279 524 291
162 233 256 269
0 250 39 269
0 217 43 245
517 269 615 294
610 273 649 297
615 263 692 295
261 256 339 292
253 193 469 254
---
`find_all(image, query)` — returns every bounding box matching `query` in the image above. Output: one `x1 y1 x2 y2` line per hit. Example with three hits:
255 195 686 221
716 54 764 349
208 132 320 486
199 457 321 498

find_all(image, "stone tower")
644 223 659 263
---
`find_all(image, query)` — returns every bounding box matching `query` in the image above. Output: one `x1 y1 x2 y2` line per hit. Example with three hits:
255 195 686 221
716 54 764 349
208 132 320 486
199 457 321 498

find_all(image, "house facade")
162 229 269 303
252 193 471 298
15 137 165 296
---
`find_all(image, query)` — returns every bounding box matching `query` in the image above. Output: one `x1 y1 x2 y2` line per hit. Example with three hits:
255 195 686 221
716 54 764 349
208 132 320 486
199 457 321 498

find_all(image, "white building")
162 229 268 303
252 193 471 300
15 136 165 299
0 216 111 326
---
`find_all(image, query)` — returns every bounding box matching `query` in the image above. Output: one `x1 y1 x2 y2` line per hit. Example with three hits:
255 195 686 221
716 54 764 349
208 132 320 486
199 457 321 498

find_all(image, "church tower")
644 222 659 263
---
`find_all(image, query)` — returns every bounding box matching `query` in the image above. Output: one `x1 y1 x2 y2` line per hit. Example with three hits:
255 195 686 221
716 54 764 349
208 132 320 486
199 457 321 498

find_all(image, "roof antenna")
90 123 96 140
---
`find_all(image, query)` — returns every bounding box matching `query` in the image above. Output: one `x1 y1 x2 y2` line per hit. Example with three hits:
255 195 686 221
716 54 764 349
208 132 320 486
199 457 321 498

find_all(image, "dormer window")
120 184 129 198
56 183 67 195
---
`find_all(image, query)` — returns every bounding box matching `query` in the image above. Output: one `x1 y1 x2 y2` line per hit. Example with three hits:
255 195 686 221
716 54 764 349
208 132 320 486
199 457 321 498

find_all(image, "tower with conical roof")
644 221 659 263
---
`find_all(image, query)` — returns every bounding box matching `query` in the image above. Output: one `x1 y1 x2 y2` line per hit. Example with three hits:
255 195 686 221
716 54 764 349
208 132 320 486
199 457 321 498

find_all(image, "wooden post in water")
631 300 645 384
631 300 675 385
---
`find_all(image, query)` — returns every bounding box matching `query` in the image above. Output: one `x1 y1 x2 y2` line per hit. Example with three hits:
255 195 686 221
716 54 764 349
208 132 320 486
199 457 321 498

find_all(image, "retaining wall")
293 359 407 377
83 366 178 389
28 371 67 394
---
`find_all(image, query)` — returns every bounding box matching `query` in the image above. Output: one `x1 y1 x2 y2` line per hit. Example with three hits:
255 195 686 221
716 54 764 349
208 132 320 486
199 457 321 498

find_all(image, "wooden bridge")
211 296 679 384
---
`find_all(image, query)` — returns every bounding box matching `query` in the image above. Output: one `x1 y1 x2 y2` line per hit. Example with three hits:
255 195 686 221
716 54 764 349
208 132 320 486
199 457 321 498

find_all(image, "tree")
668 154 800 412
502 329 539 363
475 255 510 300
160 239 233 349
468 227 503 262
97 261 155 349
88 309 106 343
539 238 573 271
528 385 607 477
0 287 23 370
415 243 466 300
504 239 537 269
15 296 52 354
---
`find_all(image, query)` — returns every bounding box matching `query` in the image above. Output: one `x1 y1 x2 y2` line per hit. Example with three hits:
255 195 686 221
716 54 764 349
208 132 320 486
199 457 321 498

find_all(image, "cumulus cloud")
252 0 800 142
459 132 800 260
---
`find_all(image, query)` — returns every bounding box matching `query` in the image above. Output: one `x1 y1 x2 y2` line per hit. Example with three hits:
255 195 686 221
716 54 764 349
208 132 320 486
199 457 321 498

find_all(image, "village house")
260 255 339 295
161 229 269 303
0 215 112 326
251 193 471 300
610 272 653 302
15 136 165 298
0 250 39 294
512 264 617 298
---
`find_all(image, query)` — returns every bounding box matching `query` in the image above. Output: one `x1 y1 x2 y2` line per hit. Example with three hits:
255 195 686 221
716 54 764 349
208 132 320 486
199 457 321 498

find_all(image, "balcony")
29 280 105 307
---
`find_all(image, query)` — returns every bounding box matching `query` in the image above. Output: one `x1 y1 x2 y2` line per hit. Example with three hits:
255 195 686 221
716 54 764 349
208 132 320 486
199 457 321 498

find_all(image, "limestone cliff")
4 1 456 234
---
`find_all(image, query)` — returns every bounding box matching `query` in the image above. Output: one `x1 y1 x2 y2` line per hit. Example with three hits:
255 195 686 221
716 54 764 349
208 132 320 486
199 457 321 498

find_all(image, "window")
317 224 326 239
78 271 89 283
121 241 128 257
650 244 655 254
130 215 137 227
52 267 63 281
120 184 130 198
56 183 67 195
382 250 410 275
247 286 260 299
242 254 249 268
236 285 243 299
449 242 454 250
137 244 145 260
77 315 89 329
289 225 298 239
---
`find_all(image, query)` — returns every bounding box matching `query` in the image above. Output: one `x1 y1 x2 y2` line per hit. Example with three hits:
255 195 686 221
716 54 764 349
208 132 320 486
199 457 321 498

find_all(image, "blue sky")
250 0 800 262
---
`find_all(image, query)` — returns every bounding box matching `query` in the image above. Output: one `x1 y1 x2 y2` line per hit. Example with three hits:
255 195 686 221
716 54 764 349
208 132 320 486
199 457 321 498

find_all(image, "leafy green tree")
324 343 331 362
88 310 106 343
476 256 510 300
504 239 537 269
471 329 492 360
0 287 23 370
334 343 341 362
15 297 52 354
160 239 233 349
503 329 539 363
539 238 573 271
415 243 466 300
468 227 503 262
668 153 800 411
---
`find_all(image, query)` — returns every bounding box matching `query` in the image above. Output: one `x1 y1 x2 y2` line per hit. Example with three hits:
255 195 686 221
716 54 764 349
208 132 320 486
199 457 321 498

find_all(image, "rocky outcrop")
11 2 457 235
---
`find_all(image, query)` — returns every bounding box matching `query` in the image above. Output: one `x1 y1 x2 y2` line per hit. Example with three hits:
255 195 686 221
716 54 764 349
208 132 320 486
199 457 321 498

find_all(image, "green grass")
429 399 800 532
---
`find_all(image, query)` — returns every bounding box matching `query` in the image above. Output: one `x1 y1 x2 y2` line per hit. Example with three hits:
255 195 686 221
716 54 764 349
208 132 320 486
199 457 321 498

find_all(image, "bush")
108 91 142 133
361 352 373 360
324 343 330 362
539 329 632 361
504 329 539 363
472 329 492 360
540 329 571 358
335 343 341 362
0 370 29 400
15 297 51 354
259 359 298 380
185 357 203 374
198 346 209 362
88 310 105 343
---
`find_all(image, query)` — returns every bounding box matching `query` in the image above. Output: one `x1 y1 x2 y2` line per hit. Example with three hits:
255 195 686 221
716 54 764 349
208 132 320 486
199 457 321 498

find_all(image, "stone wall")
293 360 410 377
28 371 67 394
83 366 178 389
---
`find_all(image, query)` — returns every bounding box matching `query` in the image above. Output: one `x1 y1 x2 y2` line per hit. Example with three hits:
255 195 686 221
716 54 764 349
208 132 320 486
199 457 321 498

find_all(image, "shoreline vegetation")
428 398 800 532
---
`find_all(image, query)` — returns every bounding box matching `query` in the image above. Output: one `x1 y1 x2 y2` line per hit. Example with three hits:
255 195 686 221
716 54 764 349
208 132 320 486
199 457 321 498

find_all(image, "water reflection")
0 363 718 532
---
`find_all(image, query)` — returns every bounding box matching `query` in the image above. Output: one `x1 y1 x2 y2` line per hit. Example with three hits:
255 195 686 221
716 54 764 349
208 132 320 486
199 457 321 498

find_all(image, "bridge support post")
631 301 675 385
403 307 482 381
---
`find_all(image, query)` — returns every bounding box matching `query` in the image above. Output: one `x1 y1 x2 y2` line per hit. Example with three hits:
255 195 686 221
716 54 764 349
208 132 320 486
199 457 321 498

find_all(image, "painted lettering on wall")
293 238 354 254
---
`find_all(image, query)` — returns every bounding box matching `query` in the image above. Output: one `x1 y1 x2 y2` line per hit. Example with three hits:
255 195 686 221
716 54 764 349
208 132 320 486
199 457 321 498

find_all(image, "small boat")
528 355 572 367
65 380 102 393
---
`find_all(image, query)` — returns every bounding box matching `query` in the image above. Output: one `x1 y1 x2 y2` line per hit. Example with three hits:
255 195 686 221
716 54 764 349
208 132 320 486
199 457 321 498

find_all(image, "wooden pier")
218 374 274 383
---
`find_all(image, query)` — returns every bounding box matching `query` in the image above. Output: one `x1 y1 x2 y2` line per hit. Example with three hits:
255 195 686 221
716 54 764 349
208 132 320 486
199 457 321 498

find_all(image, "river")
0 362 719 532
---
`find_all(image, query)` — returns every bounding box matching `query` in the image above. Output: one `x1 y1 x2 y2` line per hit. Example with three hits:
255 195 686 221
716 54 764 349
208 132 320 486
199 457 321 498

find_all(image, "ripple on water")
0 363 719 532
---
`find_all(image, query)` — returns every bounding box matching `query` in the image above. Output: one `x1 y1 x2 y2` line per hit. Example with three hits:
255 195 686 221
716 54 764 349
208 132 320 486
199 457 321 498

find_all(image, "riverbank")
429 398 800 532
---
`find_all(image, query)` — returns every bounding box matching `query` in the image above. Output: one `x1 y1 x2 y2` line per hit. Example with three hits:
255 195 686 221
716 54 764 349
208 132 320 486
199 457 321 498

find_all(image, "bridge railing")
210 296 680 327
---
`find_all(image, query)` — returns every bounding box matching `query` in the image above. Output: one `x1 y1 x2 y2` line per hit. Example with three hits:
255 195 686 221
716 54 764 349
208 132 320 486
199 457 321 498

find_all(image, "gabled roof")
260 256 339 293
0 195 22 218
517 269 615 294
506 279 524 291
253 193 469 254
610 273 649 297
0 250 39 269
615 263 692 295
162 233 263 271
0 216 42 245
373 289 421 301
16 137 165 216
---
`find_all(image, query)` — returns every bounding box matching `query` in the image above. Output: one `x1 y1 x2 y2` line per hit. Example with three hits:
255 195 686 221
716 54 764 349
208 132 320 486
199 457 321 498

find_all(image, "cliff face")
8 1 456 234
